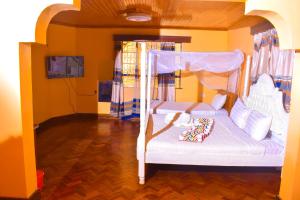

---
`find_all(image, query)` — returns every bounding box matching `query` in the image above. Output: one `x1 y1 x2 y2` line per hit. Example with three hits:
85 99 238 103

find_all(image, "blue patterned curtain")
122 62 140 120
110 51 125 118
157 42 176 101
132 66 140 117
251 29 295 112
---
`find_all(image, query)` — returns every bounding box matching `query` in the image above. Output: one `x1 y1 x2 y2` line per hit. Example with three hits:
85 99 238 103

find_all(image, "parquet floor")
36 116 280 200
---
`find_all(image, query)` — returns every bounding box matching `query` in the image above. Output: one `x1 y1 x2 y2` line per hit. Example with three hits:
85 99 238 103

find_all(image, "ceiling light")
125 12 152 22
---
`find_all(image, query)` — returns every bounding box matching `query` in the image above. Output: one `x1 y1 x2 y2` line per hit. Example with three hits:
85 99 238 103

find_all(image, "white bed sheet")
150 100 228 116
145 114 284 166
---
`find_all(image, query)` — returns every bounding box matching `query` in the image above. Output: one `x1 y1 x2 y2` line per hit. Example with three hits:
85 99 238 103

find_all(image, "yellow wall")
1 0 300 199
228 27 253 97
0 0 78 198
31 25 78 124
32 25 228 121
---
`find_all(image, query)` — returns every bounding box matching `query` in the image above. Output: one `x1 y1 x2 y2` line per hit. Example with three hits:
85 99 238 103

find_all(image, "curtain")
110 51 125 118
157 42 176 101
131 61 140 118
251 28 295 112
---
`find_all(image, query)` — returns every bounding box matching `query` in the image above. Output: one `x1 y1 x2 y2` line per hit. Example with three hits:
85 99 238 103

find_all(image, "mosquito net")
148 49 244 94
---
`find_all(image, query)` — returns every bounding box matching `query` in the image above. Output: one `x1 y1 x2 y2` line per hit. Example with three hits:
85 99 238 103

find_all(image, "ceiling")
51 0 266 30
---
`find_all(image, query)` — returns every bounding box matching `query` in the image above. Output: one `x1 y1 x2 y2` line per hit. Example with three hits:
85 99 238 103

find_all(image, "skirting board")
35 113 99 134
0 190 40 200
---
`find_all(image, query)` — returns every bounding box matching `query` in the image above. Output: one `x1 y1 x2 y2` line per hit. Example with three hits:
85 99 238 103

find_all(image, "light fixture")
124 12 152 22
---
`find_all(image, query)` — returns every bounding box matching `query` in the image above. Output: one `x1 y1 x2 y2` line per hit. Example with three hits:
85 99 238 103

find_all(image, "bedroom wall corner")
228 27 253 98
31 24 78 125
31 26 236 121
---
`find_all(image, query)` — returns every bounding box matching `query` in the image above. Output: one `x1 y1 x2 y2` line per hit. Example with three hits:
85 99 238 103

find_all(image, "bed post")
243 55 251 100
146 50 152 113
138 42 147 184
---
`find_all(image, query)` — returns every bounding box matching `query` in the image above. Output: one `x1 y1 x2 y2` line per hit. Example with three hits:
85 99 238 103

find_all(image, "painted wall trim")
50 22 229 31
113 35 191 43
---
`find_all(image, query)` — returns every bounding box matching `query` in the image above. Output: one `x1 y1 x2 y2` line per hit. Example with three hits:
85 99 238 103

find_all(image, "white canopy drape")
149 49 244 74
148 49 244 93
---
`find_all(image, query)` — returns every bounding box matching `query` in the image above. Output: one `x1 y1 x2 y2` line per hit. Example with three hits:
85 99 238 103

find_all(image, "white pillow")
230 98 252 129
211 94 227 110
244 110 272 141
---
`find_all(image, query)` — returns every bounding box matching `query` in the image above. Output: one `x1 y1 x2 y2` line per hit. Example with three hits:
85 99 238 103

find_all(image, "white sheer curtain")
110 51 125 118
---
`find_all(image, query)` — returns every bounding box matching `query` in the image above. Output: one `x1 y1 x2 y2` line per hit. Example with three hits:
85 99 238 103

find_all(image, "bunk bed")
136 45 288 184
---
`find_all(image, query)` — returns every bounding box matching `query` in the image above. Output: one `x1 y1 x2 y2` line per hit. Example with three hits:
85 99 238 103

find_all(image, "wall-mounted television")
46 56 84 79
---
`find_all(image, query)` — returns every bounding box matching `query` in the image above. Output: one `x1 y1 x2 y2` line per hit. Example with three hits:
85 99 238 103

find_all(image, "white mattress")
150 100 228 116
145 114 284 166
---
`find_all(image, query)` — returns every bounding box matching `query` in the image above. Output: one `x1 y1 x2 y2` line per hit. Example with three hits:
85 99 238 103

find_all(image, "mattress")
145 114 284 166
150 100 228 116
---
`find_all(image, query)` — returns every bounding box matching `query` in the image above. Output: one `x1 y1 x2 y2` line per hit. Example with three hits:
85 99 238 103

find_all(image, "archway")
1 0 300 199
19 1 82 197
0 1 80 198
245 1 300 199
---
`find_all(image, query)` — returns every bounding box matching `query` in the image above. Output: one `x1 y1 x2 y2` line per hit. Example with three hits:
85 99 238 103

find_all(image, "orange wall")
32 25 160 123
32 25 253 122
75 27 228 107
0 44 37 198
31 25 78 124
1 0 300 199
0 1 79 198
228 27 253 97
32 25 229 122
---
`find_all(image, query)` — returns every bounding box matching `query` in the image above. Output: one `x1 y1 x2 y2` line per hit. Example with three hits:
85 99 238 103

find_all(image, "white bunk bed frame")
137 43 288 184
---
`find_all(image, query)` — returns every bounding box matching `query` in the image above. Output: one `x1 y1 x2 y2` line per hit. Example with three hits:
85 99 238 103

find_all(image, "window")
121 41 182 88
122 41 137 87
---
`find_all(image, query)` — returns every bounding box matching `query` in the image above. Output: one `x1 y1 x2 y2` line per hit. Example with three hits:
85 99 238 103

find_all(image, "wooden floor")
36 116 281 200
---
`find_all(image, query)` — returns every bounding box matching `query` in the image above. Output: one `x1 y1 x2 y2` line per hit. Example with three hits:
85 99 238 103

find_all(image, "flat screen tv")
46 56 84 79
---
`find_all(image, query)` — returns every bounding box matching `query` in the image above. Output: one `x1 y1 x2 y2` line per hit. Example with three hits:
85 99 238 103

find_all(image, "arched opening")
31 0 296 198
14 1 81 198
245 3 300 199
2 0 299 199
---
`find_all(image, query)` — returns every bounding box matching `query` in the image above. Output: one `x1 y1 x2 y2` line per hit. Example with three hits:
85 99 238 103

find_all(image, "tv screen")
46 56 84 79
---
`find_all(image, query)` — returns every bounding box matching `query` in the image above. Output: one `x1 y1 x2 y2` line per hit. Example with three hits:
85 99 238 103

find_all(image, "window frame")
121 41 138 87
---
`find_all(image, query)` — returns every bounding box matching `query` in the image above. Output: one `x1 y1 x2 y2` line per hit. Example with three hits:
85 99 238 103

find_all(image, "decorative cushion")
211 94 227 110
179 118 214 142
244 110 272 141
230 98 252 129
